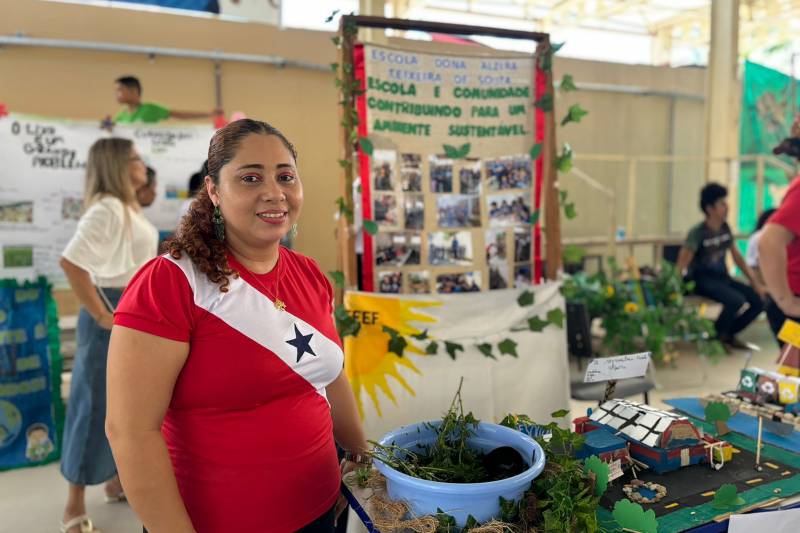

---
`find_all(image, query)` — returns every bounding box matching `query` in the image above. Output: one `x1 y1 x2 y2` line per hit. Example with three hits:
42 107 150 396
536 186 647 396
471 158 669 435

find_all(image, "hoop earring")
213 205 226 241
289 223 298 239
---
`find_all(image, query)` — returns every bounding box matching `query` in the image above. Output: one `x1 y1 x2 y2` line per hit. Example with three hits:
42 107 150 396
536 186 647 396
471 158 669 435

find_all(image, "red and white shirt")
115 246 343 532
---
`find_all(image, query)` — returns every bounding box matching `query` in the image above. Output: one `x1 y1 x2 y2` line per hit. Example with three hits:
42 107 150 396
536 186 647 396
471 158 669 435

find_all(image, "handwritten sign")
584 352 651 383
778 319 800 348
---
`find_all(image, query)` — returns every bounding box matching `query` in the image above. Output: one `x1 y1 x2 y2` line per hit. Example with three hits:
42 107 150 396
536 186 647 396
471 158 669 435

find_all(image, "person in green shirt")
112 76 220 124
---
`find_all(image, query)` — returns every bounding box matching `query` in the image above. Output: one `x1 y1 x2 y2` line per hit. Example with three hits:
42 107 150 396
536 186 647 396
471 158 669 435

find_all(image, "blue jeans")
692 275 763 339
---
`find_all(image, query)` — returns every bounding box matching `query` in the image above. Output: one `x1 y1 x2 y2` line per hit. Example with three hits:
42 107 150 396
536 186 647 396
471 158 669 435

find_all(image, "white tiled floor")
1 318 781 533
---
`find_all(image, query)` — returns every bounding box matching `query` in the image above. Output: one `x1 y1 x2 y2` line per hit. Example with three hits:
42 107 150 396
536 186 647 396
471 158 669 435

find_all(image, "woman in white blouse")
59 138 158 533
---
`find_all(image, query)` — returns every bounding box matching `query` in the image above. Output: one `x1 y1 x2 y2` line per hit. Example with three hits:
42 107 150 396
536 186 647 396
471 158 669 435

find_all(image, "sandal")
60 514 99 532
103 491 126 504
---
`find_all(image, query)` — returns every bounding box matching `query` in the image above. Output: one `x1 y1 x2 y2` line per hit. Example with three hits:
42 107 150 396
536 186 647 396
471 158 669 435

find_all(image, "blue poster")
0 278 63 470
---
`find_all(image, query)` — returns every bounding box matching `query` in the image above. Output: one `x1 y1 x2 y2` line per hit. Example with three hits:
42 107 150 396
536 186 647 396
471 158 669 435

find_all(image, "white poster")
0 113 213 286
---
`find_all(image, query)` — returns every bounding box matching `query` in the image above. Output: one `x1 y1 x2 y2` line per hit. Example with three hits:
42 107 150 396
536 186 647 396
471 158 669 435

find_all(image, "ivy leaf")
328 270 345 289
443 144 460 159
444 341 464 360
560 74 577 92
388 335 407 357
561 104 589 126
529 143 543 160
382 325 399 338
556 143 573 173
528 316 549 332
534 93 553 112
426 341 438 355
336 196 353 222
324 9 340 23
551 41 565 54
363 219 378 235
337 158 351 169
498 338 518 357
551 409 570 418
530 209 540 225
331 36 341 47
477 343 495 359
564 202 577 219
547 308 565 328
411 329 429 340
358 136 374 156
517 290 535 307
329 62 339 72
457 142 471 158
334 305 360 338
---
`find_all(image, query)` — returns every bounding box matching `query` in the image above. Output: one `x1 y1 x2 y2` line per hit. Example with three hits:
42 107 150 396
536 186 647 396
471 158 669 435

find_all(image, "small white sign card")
608 459 624 481
584 352 651 383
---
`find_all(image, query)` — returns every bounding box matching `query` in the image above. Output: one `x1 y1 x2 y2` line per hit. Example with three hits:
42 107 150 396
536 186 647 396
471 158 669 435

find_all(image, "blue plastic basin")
373 421 546 526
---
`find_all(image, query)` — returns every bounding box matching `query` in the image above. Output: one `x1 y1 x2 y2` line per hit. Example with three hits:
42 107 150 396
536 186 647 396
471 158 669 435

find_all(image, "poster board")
0 113 213 286
354 42 546 294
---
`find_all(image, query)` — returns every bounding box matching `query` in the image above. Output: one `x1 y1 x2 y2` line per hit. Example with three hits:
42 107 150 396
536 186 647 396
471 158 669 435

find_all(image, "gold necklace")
245 261 286 312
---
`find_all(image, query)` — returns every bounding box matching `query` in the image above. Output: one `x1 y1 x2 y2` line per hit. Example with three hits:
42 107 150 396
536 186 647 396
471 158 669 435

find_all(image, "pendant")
274 298 287 312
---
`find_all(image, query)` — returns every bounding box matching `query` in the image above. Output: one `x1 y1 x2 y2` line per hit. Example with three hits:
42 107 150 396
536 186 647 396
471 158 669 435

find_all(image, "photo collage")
370 149 535 294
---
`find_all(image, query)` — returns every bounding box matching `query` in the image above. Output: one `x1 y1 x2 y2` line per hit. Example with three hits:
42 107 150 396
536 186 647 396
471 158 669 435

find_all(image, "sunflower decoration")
624 302 639 314
605 285 615 298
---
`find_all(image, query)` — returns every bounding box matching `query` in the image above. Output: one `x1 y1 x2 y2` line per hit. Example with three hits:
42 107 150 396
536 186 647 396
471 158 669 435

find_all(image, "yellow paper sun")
344 292 440 418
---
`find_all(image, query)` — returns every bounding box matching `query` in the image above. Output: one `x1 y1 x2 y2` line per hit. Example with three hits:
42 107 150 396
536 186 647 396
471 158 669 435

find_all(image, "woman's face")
208 133 302 249
128 148 147 189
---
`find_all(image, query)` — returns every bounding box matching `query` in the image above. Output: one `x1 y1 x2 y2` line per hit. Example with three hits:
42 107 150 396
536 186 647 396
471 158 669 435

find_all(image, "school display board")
0 278 64 470
355 44 545 294
0 113 214 286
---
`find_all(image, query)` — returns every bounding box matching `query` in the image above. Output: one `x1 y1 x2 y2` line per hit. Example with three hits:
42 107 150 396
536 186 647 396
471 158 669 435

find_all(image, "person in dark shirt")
677 183 766 349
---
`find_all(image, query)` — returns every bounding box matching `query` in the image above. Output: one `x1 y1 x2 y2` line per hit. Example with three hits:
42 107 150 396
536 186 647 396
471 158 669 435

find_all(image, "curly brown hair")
163 119 298 292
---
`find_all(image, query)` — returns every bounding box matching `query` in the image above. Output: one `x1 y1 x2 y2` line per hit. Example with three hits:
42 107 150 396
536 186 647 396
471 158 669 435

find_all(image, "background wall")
1 0 709 308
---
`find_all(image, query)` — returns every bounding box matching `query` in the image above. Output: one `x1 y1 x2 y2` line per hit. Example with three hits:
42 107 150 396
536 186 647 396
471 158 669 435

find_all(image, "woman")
106 119 369 532
60 138 159 533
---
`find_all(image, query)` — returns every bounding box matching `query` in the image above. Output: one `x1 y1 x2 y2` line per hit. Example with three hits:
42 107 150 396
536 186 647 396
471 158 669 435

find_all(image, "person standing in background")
59 138 159 533
111 76 221 124
137 166 158 208
745 208 777 287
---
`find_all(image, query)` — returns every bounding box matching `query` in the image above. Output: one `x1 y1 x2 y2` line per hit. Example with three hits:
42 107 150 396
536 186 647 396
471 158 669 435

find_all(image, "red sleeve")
114 256 196 342
771 181 800 238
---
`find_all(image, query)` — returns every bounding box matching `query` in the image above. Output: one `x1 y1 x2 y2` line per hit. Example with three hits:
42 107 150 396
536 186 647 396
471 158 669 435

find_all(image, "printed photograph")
485 155 532 190
489 264 510 290
436 272 482 293
372 150 396 191
408 271 430 294
374 194 399 227
3 245 34 268
400 153 422 192
429 155 453 193
514 263 532 288
485 229 507 264
0 201 34 224
514 227 532 263
487 193 531 227
375 232 421 266
61 197 83 221
378 271 402 294
404 195 425 230
428 231 473 266
436 195 481 228
459 160 481 194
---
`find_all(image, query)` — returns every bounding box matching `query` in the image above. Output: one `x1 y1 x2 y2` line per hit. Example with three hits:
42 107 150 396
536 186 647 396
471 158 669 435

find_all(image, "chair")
566 301 656 404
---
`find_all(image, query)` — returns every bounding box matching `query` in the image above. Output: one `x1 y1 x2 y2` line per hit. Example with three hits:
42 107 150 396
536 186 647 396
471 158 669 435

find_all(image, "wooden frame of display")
336 15 561 298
